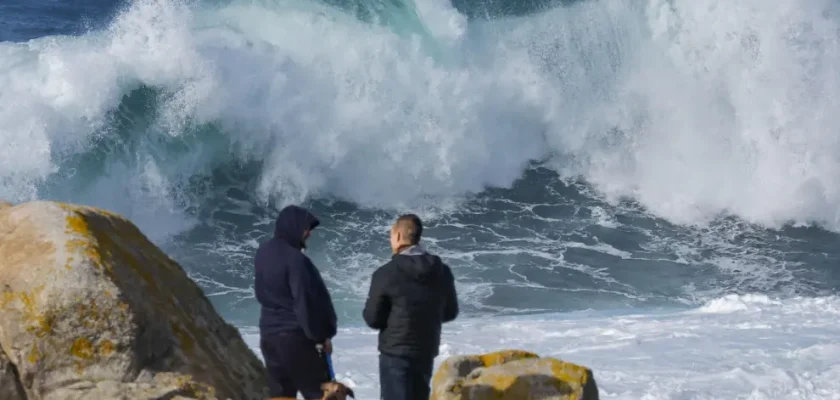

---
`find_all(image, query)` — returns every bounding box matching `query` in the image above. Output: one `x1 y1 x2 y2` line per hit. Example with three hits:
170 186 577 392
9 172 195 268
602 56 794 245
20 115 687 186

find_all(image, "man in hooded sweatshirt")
254 205 338 400
363 214 459 400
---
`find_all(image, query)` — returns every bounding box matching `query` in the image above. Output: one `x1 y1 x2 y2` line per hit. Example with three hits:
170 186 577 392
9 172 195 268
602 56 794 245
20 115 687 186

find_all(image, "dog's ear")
346 387 355 398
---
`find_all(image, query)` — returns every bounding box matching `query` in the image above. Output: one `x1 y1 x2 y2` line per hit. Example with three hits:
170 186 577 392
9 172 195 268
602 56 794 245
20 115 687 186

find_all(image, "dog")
267 381 355 400
320 381 355 400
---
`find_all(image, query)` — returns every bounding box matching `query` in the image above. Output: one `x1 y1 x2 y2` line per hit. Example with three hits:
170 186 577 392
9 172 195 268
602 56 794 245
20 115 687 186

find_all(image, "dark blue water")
160 165 840 327
0 0 120 42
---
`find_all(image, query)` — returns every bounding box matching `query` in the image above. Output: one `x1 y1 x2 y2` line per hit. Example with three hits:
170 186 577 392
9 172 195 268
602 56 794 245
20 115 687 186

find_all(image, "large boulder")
431 350 599 400
0 201 267 400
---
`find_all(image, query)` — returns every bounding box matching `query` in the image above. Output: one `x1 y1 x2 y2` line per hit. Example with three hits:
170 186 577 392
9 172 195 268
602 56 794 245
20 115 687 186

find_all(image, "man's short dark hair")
394 214 423 245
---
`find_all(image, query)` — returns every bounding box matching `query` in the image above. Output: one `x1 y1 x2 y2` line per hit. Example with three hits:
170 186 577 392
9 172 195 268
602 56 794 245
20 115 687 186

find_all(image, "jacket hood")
273 205 320 249
393 245 443 283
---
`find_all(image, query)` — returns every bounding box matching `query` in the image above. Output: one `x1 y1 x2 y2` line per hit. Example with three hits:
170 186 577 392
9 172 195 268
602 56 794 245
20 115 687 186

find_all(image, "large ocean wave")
2 0 840 238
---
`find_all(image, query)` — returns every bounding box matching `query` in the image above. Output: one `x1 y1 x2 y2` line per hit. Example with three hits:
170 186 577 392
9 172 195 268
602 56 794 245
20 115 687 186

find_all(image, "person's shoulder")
255 236 271 250
433 255 455 277
372 258 398 279
256 238 305 264
274 239 303 258
373 258 396 273
254 237 276 259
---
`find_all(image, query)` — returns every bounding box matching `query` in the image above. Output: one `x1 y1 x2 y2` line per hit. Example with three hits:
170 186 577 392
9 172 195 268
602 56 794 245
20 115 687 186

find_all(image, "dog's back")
321 382 355 400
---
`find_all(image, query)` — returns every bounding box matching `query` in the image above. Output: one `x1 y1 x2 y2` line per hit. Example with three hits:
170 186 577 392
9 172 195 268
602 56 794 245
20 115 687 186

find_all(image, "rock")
1 346 26 400
431 350 599 400
0 201 267 400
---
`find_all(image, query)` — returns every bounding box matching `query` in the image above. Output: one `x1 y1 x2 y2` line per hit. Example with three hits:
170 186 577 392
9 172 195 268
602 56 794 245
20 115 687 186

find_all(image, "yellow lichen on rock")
479 350 539 365
152 372 219 400
70 338 95 360
28 344 41 364
0 201 267 399
431 350 599 400
99 340 115 357
1 285 52 339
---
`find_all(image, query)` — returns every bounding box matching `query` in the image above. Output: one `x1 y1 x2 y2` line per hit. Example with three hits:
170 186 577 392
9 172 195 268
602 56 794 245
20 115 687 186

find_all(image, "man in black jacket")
254 205 338 399
363 214 459 400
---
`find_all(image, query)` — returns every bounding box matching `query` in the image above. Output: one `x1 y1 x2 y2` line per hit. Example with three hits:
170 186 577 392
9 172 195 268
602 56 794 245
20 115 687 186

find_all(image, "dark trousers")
260 332 330 399
379 353 435 400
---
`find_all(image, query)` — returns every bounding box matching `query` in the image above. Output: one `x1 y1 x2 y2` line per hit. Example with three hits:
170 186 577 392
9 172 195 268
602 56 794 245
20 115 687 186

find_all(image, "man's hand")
324 338 333 354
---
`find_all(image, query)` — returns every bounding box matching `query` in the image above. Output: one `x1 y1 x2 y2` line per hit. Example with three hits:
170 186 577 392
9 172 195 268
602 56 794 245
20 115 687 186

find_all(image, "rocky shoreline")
0 201 597 400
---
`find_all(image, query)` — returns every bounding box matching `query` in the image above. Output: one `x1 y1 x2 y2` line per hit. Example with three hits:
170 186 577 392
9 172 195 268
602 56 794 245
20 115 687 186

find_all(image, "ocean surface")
3 0 840 398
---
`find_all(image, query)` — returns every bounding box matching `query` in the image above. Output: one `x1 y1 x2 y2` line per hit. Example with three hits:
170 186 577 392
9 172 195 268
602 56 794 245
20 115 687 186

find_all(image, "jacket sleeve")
363 268 390 330
442 264 459 323
289 256 337 343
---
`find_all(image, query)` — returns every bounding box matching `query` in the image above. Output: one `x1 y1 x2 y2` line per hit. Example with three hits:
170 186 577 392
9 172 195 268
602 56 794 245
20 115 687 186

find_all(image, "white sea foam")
242 294 840 399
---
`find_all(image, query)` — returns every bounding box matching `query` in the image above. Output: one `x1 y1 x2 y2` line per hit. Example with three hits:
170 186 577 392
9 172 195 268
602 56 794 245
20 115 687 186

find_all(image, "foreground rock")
0 201 267 400
431 350 599 400
1 347 25 399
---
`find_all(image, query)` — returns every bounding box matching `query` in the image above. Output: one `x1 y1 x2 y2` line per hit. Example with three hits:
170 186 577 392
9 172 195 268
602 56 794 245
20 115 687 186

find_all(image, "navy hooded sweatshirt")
254 205 337 343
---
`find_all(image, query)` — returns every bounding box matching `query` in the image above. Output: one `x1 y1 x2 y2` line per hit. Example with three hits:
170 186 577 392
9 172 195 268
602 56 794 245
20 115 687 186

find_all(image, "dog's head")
321 381 355 400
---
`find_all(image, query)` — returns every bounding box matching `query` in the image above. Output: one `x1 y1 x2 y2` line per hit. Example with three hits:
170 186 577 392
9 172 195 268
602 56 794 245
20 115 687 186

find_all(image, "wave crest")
2 0 840 234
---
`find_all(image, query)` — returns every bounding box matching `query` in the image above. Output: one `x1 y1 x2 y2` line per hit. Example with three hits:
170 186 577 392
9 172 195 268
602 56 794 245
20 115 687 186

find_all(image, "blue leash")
317 344 336 380
325 352 336 380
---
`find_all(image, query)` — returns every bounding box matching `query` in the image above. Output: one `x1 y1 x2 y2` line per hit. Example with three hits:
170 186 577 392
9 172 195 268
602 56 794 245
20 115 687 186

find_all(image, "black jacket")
363 245 458 359
254 205 337 343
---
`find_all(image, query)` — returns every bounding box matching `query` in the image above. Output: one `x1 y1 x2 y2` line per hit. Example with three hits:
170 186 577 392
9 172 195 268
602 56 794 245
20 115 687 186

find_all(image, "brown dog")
266 381 354 400
320 381 355 400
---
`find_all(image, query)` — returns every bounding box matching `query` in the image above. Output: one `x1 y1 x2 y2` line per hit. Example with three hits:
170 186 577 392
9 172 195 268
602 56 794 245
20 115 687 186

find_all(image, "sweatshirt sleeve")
363 268 390 330
289 256 338 343
442 264 459 323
